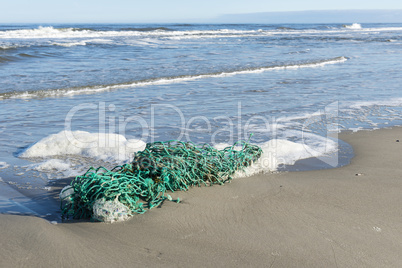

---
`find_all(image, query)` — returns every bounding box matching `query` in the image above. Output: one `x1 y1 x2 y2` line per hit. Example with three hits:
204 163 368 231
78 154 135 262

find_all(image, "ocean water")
1 23 402 216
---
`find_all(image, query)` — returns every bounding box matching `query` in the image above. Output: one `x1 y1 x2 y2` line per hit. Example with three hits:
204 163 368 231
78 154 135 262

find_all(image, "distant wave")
0 52 41 64
343 23 362 29
0 45 14 50
0 55 17 63
119 27 173 31
0 26 95 39
0 56 347 100
50 41 88 47
0 44 31 50
1 25 402 40
18 53 40 58
0 26 259 39
276 26 296 30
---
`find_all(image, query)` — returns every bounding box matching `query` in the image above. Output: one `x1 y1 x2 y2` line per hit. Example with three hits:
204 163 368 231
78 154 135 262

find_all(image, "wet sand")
1 127 402 267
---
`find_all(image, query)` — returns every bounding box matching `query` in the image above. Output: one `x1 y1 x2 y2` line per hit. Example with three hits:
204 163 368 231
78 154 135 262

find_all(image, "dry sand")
1 127 402 267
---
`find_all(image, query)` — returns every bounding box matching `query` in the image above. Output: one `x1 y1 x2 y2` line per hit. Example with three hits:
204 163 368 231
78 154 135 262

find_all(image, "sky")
1 0 402 23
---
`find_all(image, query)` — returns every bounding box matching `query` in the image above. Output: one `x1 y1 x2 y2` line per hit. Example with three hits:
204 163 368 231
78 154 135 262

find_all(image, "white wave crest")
0 161 10 169
344 23 362 29
51 41 87 47
2 25 402 41
1 57 347 100
0 26 259 39
0 44 31 49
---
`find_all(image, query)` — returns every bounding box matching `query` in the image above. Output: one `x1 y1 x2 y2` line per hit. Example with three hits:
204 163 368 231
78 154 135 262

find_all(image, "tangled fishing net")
60 139 262 222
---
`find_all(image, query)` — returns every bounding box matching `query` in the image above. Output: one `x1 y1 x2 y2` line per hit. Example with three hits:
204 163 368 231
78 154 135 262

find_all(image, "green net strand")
60 139 262 221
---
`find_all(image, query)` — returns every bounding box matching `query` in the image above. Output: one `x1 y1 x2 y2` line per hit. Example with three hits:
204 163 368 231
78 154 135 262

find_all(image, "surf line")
0 56 348 100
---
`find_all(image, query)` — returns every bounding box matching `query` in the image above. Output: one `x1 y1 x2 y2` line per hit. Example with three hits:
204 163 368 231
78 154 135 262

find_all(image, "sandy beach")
1 127 402 267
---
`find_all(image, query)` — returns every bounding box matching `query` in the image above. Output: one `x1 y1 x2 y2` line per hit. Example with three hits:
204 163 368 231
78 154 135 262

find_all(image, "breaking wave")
0 56 348 100
1 25 402 42
343 23 362 29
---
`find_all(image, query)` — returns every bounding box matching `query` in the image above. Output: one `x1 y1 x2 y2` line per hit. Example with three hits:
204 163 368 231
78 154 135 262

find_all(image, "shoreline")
1 127 402 267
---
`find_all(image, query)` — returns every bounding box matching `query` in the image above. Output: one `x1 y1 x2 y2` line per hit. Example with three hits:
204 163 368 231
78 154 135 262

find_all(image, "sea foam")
217 135 337 176
19 130 146 162
0 161 10 169
25 159 71 172
2 25 402 43
19 129 337 178
0 26 258 39
344 23 362 29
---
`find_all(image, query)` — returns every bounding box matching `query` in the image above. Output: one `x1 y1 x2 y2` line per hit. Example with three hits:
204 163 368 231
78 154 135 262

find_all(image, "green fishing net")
60 139 262 222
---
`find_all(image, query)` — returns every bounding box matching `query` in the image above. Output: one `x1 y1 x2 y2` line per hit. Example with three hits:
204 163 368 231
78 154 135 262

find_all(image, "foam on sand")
25 159 71 172
19 130 146 162
19 129 338 180
216 136 338 177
